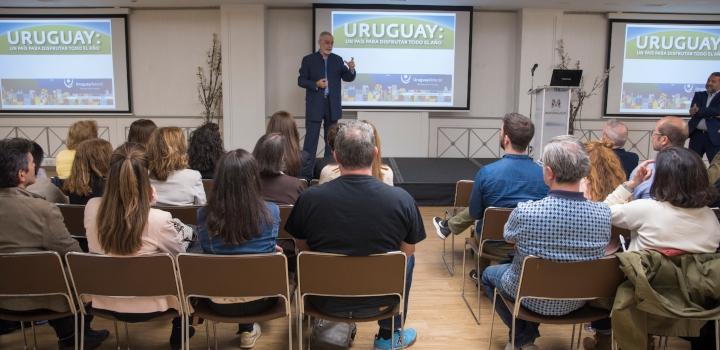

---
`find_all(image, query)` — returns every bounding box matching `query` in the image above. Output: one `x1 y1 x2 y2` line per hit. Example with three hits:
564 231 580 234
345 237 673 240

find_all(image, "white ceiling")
1 0 720 14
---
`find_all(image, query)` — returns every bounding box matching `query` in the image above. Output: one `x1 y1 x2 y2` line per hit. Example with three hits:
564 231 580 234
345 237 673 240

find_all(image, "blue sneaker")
373 328 417 350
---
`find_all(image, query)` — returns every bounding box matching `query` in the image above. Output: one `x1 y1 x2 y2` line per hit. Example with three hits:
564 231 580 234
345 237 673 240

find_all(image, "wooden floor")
0 207 691 350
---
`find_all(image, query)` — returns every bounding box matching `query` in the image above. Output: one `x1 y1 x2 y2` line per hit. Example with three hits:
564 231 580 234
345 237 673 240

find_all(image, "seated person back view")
481 136 611 350
147 127 207 206
0 138 108 350
253 133 306 205
63 138 113 205
602 119 638 180
285 120 426 350
26 141 68 203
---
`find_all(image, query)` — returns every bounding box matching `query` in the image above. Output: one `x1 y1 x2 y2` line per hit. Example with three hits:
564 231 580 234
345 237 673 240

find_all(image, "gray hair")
603 119 628 148
541 135 589 183
318 31 333 40
334 120 375 169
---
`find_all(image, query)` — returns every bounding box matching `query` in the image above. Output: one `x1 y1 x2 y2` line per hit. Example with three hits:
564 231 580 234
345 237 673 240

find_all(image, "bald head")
603 119 628 148
653 116 688 151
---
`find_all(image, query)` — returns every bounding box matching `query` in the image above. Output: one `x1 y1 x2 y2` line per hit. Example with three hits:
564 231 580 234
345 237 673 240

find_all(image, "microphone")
531 63 538 76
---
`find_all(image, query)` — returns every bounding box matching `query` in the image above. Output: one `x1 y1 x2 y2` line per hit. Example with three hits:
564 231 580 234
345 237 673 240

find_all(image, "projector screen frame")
0 13 132 114
603 18 720 119
312 3 473 111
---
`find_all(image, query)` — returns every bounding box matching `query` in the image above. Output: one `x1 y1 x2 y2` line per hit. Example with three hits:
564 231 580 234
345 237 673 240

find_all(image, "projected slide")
606 21 720 116
0 18 127 112
332 11 455 107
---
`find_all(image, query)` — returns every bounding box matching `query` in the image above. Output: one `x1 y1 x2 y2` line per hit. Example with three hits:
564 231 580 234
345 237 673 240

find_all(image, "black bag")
309 319 357 349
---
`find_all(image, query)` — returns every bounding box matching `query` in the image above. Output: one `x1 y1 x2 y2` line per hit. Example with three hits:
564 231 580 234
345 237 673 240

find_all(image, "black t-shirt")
285 175 425 255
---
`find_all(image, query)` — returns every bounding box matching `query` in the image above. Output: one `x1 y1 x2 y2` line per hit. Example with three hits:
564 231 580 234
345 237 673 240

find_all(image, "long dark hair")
266 111 301 177
206 149 271 244
253 133 284 177
127 119 157 145
651 147 718 208
188 122 225 176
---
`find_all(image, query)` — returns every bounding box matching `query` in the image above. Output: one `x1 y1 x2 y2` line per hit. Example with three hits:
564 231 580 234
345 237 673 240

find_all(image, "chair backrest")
57 204 86 237
154 205 202 225
0 251 75 313
278 204 293 239
202 179 214 195
65 253 181 313
453 180 474 208
515 256 624 303
297 251 406 304
177 253 289 311
479 207 514 241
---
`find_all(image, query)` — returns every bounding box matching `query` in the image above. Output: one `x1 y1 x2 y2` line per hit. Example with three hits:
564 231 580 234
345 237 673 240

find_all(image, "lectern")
529 86 577 159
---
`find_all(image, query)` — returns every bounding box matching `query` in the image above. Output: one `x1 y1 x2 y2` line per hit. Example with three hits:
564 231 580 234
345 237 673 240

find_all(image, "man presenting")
298 31 356 179
688 72 720 161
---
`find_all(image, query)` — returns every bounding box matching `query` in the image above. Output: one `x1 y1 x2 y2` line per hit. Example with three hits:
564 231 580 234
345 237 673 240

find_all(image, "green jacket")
612 250 720 349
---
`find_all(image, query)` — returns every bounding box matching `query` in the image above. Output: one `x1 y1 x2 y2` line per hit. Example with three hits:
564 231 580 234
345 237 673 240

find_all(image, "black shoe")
0 320 21 335
432 217 452 240
469 269 479 286
170 323 195 350
57 328 109 350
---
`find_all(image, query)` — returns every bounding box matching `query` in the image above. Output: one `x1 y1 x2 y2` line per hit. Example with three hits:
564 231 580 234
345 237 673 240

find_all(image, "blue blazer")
297 51 356 122
689 91 720 145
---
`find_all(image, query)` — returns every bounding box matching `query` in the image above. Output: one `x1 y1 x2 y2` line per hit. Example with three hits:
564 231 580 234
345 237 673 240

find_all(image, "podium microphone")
531 63 538 76
529 63 538 122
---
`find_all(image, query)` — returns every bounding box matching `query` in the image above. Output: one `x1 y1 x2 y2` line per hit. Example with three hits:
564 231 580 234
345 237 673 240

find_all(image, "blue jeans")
482 264 540 347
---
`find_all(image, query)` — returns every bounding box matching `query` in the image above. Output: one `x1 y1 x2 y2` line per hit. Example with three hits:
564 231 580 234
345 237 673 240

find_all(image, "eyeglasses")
652 131 664 138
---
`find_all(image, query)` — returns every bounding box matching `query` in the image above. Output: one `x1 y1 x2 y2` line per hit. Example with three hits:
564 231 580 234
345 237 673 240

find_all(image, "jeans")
482 264 540 347
205 298 277 333
310 255 415 334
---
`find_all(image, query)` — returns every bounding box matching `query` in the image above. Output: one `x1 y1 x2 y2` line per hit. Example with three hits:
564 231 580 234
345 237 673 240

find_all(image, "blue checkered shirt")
499 190 611 315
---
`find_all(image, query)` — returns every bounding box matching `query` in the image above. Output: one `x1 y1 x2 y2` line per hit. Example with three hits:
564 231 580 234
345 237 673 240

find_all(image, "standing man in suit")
298 31 356 180
688 72 720 161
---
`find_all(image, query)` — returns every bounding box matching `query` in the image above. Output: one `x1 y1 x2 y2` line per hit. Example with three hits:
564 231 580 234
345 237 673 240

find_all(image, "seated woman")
581 141 627 202
253 133 305 205
188 122 225 179
56 120 98 179
147 127 207 206
63 138 113 205
196 149 280 349
84 143 192 350
320 121 393 186
266 111 302 178
318 124 340 185
127 119 157 146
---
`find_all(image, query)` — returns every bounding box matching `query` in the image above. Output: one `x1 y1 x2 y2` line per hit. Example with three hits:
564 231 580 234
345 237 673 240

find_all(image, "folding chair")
0 251 78 350
441 180 474 276
201 179 214 195
296 251 407 350
177 253 292 350
57 204 88 251
489 256 625 350
155 205 203 225
65 252 184 350
461 207 513 324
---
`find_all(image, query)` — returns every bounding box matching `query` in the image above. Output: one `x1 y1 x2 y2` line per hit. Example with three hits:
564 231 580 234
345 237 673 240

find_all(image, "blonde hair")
363 120 386 182
66 120 98 150
63 138 113 196
147 127 189 181
584 140 626 201
97 143 152 255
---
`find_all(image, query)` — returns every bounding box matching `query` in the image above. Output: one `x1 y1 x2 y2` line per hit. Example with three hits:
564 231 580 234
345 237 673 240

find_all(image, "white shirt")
150 169 207 206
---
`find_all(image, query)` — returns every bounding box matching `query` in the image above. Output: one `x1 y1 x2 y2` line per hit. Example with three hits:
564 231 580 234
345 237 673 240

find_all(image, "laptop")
550 69 582 87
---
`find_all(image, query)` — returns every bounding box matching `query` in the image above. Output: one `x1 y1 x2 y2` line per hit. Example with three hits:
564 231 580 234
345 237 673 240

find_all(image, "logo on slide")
64 79 74 89
551 99 562 108
401 74 412 84
684 84 695 93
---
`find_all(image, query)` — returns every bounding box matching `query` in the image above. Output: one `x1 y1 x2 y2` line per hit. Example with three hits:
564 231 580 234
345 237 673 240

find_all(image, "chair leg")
715 320 719 350
124 322 130 350
476 253 481 325
30 322 38 349
391 315 395 350
488 289 498 350
213 321 218 350
460 245 480 325
74 314 79 350
113 321 120 350
576 323 583 350
20 321 28 350
307 316 312 350
287 314 293 350
571 324 576 350
511 313 516 350
80 314 86 350
205 321 210 350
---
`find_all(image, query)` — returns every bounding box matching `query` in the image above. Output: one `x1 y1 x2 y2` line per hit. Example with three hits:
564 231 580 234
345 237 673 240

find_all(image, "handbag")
310 319 357 349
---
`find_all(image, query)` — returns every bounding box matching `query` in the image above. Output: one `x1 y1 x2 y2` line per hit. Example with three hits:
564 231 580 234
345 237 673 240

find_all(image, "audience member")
0 138 108 350
318 123 340 184
285 120 426 350
581 141 626 201
630 116 688 200
63 138 112 205
366 120 393 185
266 111 302 178
26 141 68 203
432 113 548 277
602 119 638 179
84 143 192 350
481 135 610 350
252 133 305 204
56 120 98 179
147 127 207 206
196 149 280 348
188 122 225 179
127 119 157 146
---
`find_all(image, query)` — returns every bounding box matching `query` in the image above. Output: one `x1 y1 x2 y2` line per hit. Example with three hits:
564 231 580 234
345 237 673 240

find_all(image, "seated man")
630 116 687 199
286 120 425 350
0 138 108 350
432 113 548 275
481 136 611 350
602 119 638 180
25 142 69 203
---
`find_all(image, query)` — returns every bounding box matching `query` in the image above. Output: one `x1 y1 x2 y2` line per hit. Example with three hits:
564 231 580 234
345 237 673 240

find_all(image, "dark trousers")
302 99 336 180
309 255 415 333
689 131 720 162
205 298 277 333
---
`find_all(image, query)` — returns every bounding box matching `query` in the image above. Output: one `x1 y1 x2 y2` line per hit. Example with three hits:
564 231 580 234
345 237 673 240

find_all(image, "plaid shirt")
500 190 611 315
